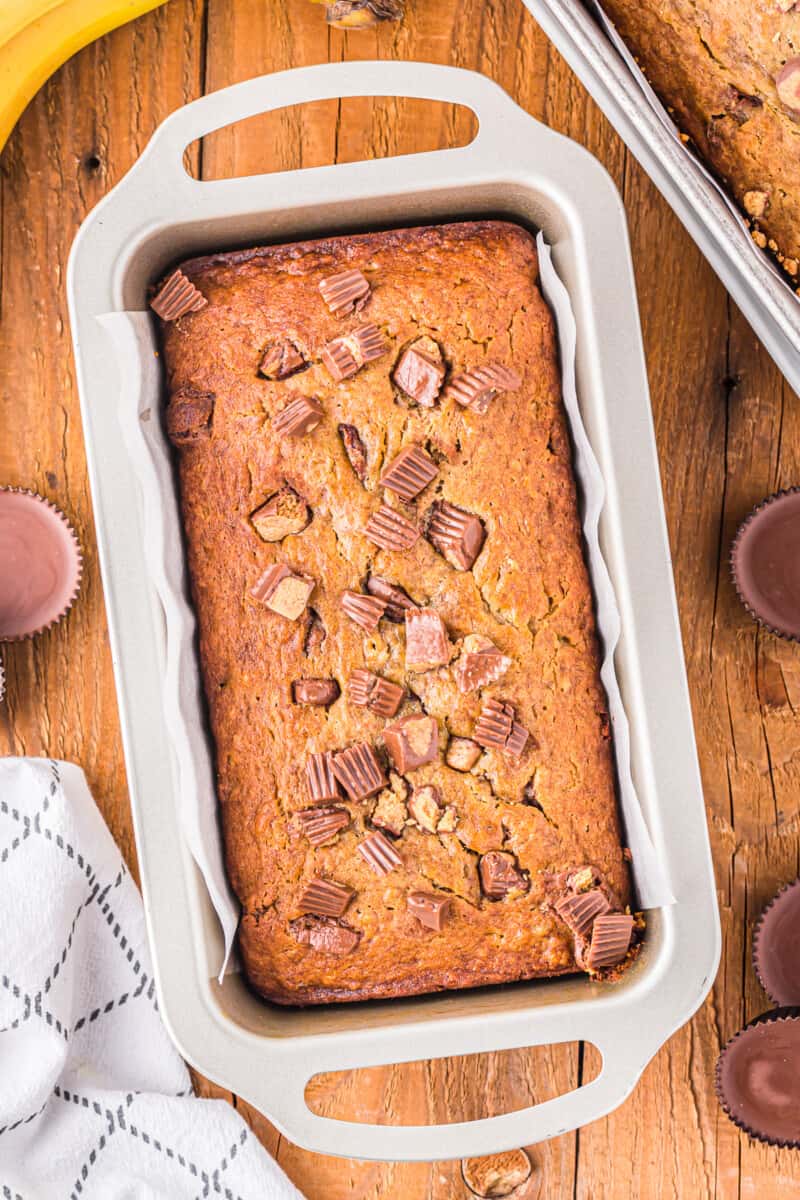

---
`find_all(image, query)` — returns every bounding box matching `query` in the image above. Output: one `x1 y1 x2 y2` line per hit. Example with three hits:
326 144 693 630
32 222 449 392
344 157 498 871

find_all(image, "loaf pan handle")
261 1023 659 1161
132 60 544 193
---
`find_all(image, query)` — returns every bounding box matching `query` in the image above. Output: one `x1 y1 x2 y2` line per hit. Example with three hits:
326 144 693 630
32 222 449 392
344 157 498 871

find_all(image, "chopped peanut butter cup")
366 576 417 621
776 58 800 114
273 395 324 437
455 635 511 692
306 752 341 804
289 915 360 956
383 713 439 773
294 806 350 846
555 889 611 937
251 486 310 542
584 913 633 971
427 500 485 571
150 269 207 321
448 362 521 414
341 589 387 631
292 678 340 707
474 698 529 758
405 608 450 670
407 784 443 833
347 669 405 718
338 423 368 482
380 445 438 502
358 830 402 876
166 387 214 444
393 339 446 407
331 743 387 800
479 851 529 900
364 504 420 552
408 892 450 931
322 325 386 380
446 736 482 772
251 564 314 620
258 339 308 380
299 877 354 918
319 268 370 316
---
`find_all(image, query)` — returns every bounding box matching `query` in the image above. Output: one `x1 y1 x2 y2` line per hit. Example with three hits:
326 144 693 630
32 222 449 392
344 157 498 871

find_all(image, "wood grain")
2 1 799 1195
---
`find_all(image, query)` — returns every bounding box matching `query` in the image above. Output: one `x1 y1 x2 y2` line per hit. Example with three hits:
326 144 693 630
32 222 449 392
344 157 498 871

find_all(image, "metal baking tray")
67 61 719 1161
524 0 800 397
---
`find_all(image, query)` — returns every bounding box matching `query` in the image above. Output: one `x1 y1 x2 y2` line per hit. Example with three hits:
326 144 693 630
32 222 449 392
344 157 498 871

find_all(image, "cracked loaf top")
155 220 634 1006
600 0 800 286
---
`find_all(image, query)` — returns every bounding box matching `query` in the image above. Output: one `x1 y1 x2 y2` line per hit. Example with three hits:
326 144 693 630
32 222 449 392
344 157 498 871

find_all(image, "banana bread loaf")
601 0 800 283
154 220 634 1005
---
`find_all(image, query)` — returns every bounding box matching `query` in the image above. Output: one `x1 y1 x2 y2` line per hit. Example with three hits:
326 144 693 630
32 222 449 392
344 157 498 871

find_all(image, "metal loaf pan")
67 62 719 1161
524 0 800 397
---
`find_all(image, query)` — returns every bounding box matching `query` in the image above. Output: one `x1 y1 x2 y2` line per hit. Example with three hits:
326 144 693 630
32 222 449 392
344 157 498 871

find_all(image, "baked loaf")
155 220 633 1005
600 0 800 283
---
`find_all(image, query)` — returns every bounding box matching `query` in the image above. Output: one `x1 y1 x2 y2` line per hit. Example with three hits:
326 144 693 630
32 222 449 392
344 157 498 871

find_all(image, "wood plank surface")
2 1 799 1196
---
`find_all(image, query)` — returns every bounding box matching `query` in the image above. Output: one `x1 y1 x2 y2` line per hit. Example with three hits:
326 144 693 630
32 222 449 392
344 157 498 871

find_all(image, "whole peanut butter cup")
716 1008 800 1147
731 489 800 639
0 488 82 641
753 879 800 1006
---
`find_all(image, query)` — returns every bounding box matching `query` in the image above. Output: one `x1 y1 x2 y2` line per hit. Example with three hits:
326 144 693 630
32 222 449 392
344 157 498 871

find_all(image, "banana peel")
0 0 167 155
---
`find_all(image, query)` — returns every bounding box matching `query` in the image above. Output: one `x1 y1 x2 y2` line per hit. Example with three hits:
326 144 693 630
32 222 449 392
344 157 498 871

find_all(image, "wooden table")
2 1 799 1195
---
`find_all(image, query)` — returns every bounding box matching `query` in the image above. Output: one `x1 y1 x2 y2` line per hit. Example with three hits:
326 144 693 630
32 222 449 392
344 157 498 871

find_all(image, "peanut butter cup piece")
445 736 481 772
584 913 633 971
408 892 450 931
338 423 368 483
331 743 387 800
371 774 409 836
358 830 403 876
251 486 311 542
289 915 360 955
273 395 324 437
405 608 450 670
776 58 800 114
258 339 308 380
292 678 340 707
382 713 439 773
166 387 214 444
347 669 405 718
455 635 511 692
322 325 386 381
364 505 420 552
294 806 350 846
716 1010 800 1147
0 489 82 641
380 445 438 502
299 877 354 918
407 784 443 833
474 698 529 758
393 338 445 407
341 589 387 631
251 564 314 620
150 269 207 320
319 268 370 316
447 362 521 414
427 501 486 571
731 490 800 639
555 889 611 937
306 752 341 804
753 879 800 1005
478 851 529 900
366 576 417 622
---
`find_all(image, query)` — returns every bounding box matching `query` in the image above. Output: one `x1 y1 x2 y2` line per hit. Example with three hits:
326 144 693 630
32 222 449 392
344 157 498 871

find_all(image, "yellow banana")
0 0 167 154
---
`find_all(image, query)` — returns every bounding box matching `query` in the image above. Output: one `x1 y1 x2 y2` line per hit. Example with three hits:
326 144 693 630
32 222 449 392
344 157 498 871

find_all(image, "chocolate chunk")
289 915 360 955
366 576 417 622
322 325 386 380
303 608 326 655
347 669 405 718
294 806 350 846
405 608 450 671
427 501 485 571
407 784 442 833
380 445 438 502
331 742 387 800
358 829 403 875
455 635 511 692
150 269 207 320
478 850 529 900
445 736 482 772
585 913 633 970
371 774 409 836
392 339 445 407
338 423 368 483
306 752 341 804
408 892 450 931
258 339 308 380
251 564 315 620
447 362 521 414
340 590 387 631
319 268 370 316
299 877 354 918
251 486 311 542
165 387 214 444
292 678 340 706
555 889 611 937
474 698 529 758
364 505 420 552
777 59 800 114
273 395 324 437
383 713 439 773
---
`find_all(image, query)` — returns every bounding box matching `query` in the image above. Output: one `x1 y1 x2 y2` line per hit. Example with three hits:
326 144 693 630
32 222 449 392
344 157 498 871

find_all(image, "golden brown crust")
601 0 800 281
159 220 631 1005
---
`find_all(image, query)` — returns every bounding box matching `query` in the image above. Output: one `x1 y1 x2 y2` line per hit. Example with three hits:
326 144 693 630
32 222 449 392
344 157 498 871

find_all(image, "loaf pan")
524 0 800 397
67 61 719 1161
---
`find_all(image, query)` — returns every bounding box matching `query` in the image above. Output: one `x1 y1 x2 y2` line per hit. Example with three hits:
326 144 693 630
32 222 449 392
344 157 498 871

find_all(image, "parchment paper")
100 241 672 977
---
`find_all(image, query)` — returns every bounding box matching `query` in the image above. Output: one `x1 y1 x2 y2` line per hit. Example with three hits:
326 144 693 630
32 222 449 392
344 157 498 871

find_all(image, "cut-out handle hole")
304 1042 599 1126
183 97 478 181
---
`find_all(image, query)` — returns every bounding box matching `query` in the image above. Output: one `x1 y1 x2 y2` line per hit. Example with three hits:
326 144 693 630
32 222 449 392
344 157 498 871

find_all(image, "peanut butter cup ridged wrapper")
753 879 800 1006
0 488 82 641
716 1008 800 1147
730 488 800 641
